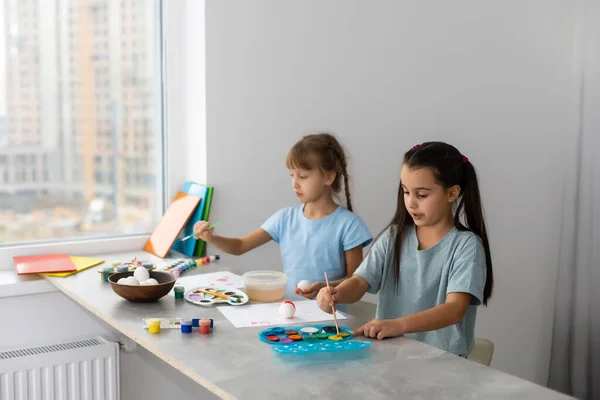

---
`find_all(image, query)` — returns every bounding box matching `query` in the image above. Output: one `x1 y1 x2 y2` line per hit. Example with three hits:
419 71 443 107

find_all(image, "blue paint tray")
258 324 372 354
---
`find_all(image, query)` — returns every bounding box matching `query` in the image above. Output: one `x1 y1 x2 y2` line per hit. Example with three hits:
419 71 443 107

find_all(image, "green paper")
194 186 214 257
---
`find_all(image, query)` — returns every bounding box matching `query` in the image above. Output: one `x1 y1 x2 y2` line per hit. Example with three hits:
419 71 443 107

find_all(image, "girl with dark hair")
317 142 493 357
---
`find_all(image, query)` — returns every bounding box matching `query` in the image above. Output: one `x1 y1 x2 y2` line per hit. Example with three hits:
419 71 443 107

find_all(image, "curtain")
548 1 600 398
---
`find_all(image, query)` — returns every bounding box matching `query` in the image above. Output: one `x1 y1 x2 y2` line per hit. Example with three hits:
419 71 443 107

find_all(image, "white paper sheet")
217 300 347 328
167 271 244 296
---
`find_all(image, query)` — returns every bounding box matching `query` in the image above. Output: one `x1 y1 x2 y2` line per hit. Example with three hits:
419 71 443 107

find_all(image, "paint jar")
147 318 161 334
116 264 128 273
199 319 211 334
242 271 287 302
174 285 185 300
181 319 192 333
142 262 153 270
195 255 220 267
192 318 200 328
209 319 214 329
101 266 114 282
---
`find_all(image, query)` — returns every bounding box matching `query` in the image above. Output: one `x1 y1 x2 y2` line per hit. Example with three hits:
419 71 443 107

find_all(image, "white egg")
125 276 140 286
296 280 311 291
117 278 128 284
278 301 296 319
141 278 159 286
133 266 150 282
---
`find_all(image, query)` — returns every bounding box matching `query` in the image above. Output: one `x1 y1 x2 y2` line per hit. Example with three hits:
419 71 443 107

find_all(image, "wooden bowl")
108 271 176 302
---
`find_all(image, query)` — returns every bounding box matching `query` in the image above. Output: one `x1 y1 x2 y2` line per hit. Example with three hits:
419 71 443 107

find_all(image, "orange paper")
13 254 77 275
143 192 200 258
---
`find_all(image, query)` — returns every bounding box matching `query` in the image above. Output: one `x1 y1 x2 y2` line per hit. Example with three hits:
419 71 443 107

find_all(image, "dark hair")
380 142 493 305
285 132 353 211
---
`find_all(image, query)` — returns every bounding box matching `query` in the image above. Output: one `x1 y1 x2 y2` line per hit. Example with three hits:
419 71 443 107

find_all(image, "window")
0 0 165 245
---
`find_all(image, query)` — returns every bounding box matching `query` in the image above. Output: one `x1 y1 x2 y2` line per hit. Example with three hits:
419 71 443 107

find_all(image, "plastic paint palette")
184 287 249 306
258 324 372 354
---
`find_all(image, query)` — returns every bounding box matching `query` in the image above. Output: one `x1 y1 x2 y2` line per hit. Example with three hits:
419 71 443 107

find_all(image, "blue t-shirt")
354 225 486 357
261 205 373 294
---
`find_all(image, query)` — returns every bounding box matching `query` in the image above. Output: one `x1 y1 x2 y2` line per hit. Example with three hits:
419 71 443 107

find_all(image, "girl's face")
400 164 459 227
289 168 334 203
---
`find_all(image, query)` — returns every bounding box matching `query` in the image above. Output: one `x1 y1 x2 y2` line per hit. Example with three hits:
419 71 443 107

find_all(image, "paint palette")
258 324 372 354
184 287 249 306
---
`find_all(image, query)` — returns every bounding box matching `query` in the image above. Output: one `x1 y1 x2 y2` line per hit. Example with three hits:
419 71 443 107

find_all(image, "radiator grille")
0 338 105 361
0 336 119 400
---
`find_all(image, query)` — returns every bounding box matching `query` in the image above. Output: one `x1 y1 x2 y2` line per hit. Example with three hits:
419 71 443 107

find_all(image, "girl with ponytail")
194 132 372 299
317 142 493 358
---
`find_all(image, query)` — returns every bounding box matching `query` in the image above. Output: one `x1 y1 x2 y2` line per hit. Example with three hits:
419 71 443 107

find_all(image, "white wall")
0 292 217 399
205 0 579 386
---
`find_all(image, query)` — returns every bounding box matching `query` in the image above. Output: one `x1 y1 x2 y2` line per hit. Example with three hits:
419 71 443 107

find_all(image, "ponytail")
456 160 493 305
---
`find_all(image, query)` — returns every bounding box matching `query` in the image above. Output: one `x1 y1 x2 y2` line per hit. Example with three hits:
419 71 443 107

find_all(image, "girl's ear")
324 170 336 186
447 185 461 203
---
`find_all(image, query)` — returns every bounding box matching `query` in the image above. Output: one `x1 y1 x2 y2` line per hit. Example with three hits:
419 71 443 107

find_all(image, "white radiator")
0 337 119 400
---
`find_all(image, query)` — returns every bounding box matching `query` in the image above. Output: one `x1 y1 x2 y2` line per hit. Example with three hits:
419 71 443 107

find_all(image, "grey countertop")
44 251 571 400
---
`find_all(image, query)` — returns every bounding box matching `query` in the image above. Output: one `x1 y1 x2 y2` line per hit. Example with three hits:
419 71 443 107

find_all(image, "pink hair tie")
462 155 469 164
411 144 421 150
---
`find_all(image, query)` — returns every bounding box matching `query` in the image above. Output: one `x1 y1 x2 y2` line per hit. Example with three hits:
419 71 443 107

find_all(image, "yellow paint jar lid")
147 318 161 334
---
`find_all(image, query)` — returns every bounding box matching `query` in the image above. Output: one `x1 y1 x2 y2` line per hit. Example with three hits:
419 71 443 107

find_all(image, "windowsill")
0 234 149 298
0 270 56 298
1 235 149 270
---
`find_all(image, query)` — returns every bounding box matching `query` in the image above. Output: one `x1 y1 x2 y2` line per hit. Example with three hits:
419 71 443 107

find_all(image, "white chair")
468 338 494 366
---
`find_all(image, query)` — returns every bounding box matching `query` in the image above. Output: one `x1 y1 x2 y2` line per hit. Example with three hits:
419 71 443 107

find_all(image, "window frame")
0 0 206 271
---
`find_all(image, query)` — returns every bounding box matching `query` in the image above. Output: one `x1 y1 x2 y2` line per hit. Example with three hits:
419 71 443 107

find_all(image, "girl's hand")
316 285 338 314
353 319 406 340
193 221 215 241
295 282 325 300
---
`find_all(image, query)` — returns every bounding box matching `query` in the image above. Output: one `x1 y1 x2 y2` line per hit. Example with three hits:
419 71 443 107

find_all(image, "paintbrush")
324 272 341 336
194 289 230 300
180 220 226 242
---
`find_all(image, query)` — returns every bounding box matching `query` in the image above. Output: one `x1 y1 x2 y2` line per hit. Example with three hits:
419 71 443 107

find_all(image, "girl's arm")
354 292 472 339
316 274 370 313
331 245 364 286
295 245 364 299
207 229 272 255
194 222 272 256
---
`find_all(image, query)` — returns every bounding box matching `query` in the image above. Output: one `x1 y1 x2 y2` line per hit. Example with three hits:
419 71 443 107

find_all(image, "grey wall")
205 0 579 386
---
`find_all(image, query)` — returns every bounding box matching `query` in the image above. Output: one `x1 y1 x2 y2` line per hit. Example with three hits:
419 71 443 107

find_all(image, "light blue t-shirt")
355 225 487 357
261 205 373 294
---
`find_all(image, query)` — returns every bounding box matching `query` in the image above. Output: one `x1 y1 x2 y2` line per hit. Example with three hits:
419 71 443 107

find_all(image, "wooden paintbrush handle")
195 289 229 299
324 272 341 336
